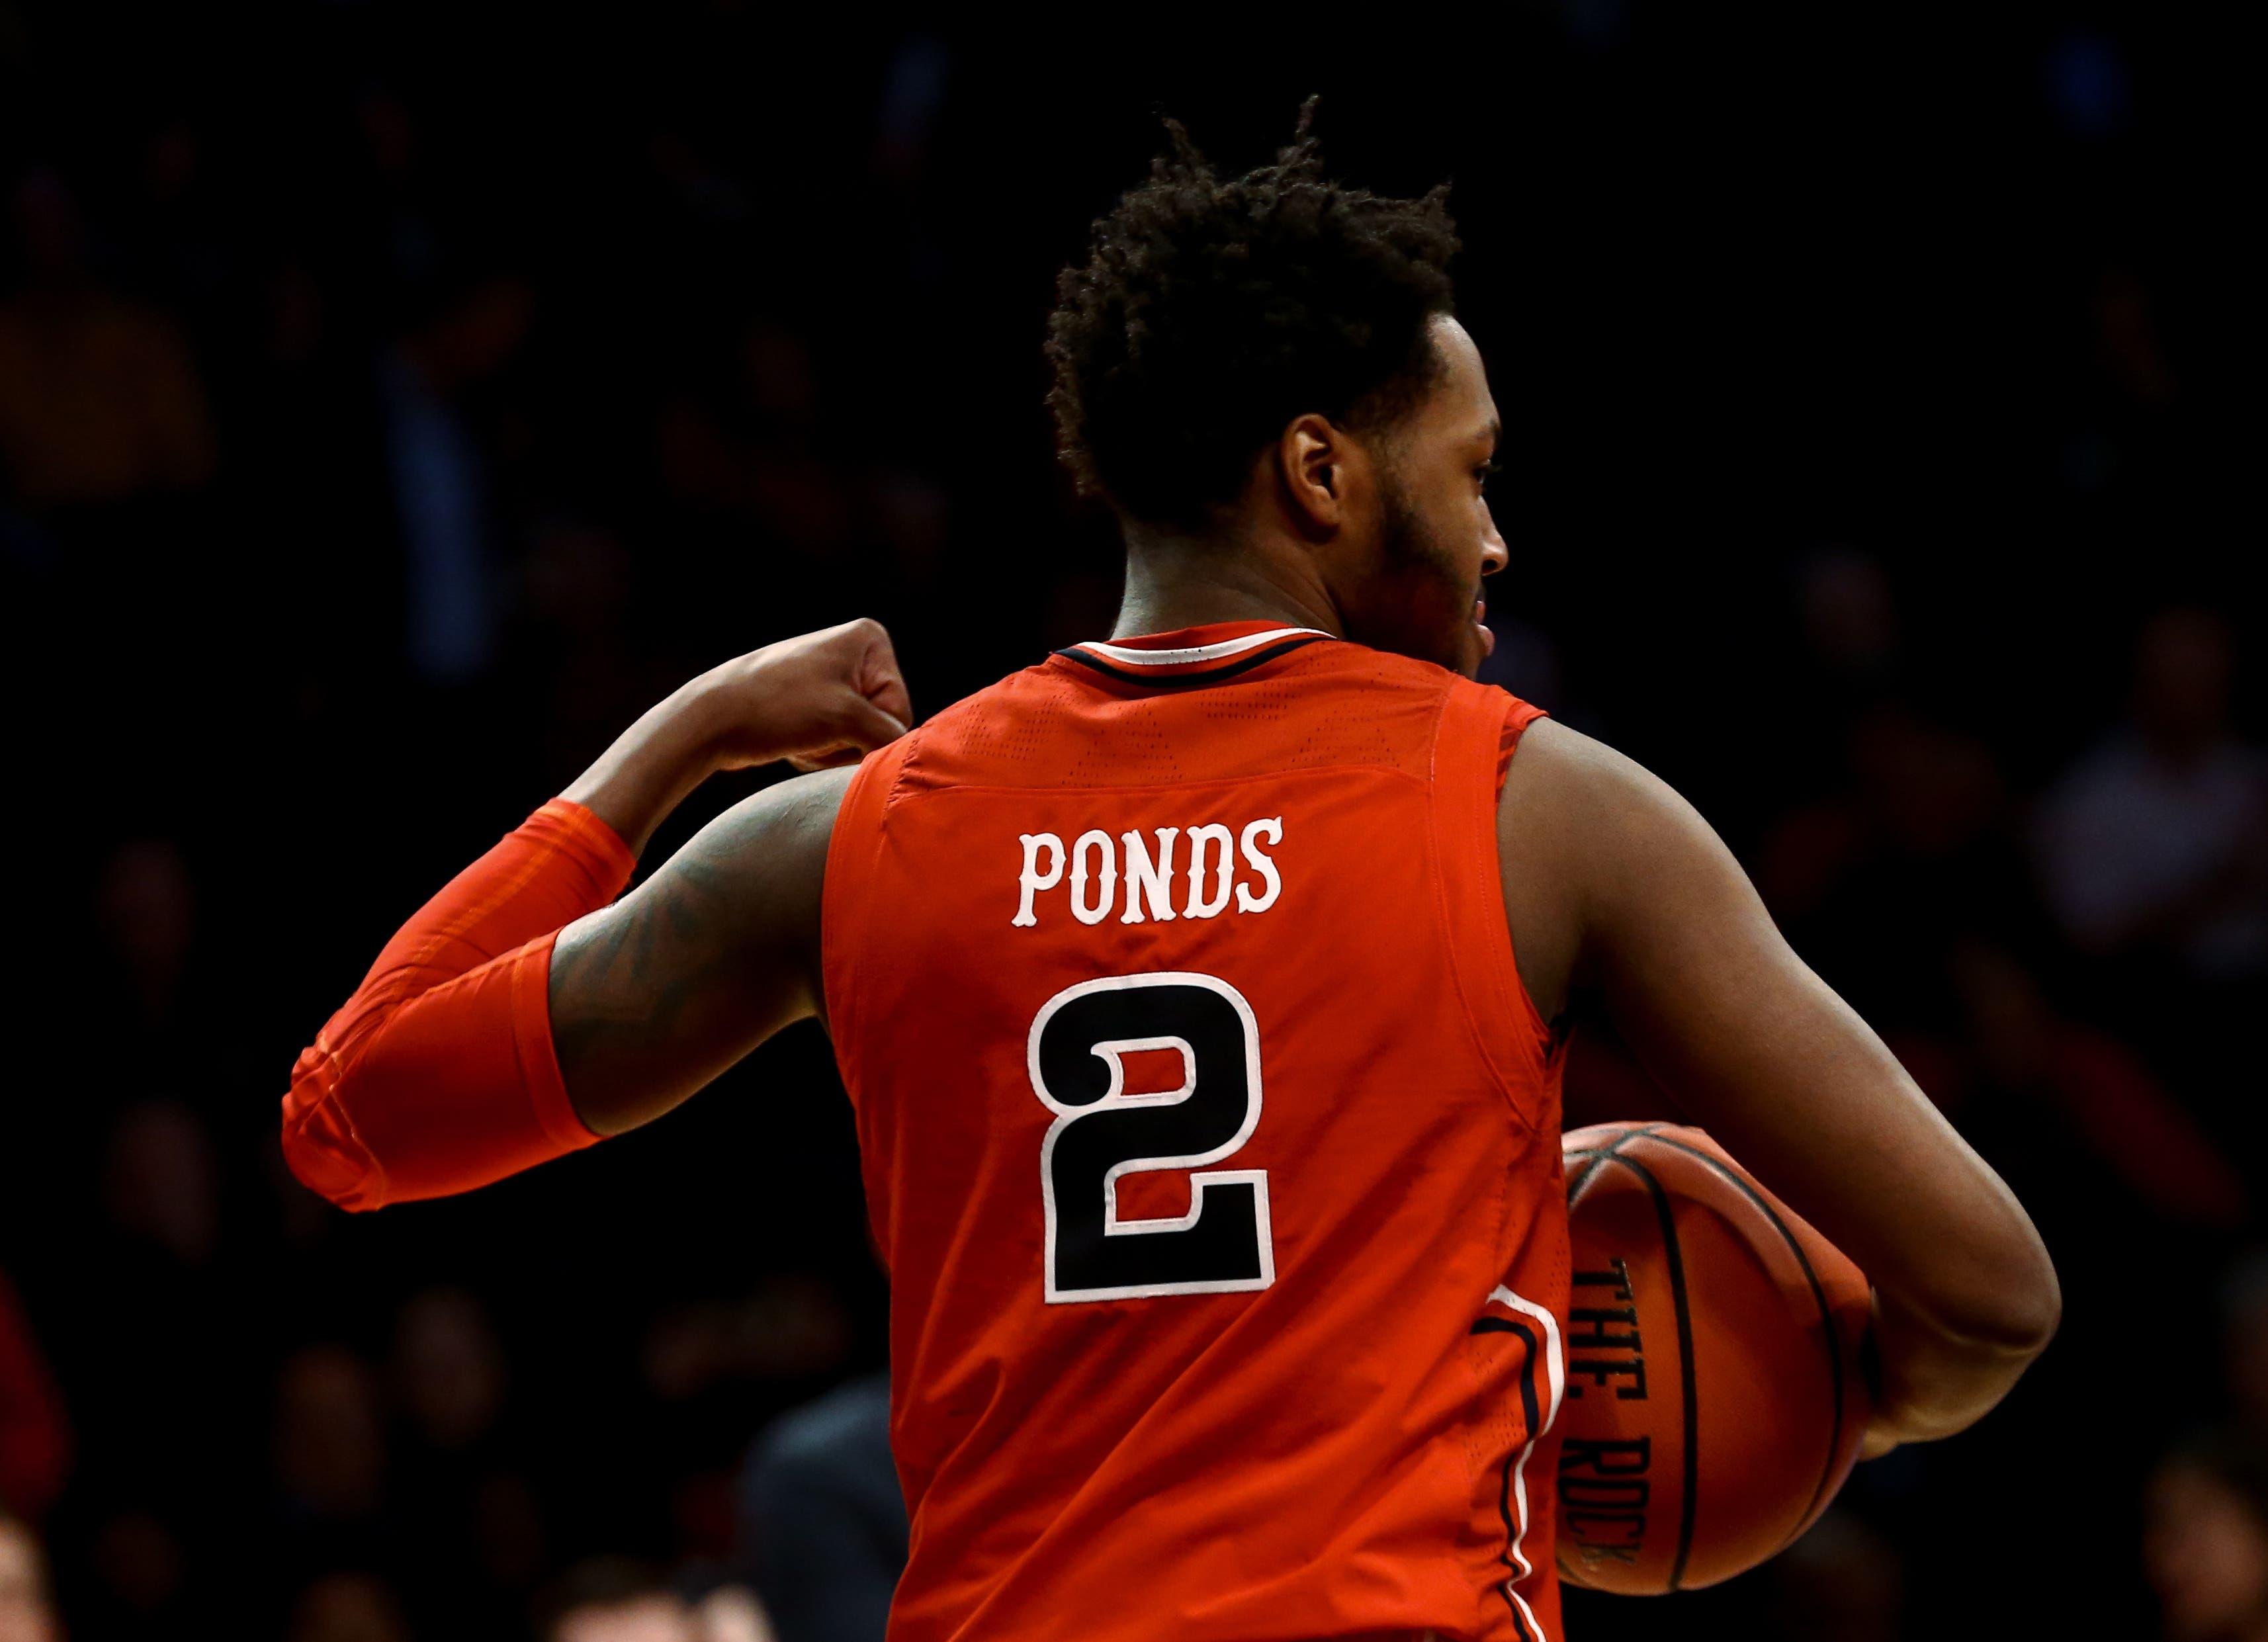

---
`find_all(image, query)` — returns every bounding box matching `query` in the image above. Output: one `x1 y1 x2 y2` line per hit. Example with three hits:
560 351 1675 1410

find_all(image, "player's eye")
1475 458 1503 492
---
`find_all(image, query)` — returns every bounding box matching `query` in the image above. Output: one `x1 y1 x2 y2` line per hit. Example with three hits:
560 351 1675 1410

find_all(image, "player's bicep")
1558 732 2054 1348
549 766 851 1136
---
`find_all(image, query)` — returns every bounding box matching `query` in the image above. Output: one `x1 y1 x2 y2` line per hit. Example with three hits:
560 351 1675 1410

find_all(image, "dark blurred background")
0 4 2261 1639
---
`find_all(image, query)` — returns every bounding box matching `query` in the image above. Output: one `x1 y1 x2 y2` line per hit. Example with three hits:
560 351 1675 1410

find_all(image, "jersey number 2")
1028 972 1276 1304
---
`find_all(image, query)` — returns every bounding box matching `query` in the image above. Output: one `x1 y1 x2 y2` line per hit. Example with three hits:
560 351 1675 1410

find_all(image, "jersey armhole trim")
1430 681 1557 1134
819 736 915 1080
1496 701 1559 1055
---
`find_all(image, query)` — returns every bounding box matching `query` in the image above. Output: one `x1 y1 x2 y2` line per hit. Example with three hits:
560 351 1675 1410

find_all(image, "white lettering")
1119 827 1180 924
1070 830 1117 926
1018 815 1290 927
1014 832 1065 928
1184 824 1235 919
1235 817 1284 912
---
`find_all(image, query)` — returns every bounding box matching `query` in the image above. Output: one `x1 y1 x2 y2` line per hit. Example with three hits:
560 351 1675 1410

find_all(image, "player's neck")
1112 529 1344 642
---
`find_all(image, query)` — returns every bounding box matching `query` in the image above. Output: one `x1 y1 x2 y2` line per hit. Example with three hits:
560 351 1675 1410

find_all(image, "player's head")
1047 105 1506 676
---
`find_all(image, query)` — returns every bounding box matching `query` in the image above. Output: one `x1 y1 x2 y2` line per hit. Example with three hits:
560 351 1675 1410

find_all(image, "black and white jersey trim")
1055 628 1333 689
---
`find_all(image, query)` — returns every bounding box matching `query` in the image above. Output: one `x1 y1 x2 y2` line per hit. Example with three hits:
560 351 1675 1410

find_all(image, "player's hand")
693 618 912 773
564 618 912 857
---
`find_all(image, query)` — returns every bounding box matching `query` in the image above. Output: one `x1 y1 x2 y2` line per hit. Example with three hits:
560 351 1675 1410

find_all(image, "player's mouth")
1475 597 1495 659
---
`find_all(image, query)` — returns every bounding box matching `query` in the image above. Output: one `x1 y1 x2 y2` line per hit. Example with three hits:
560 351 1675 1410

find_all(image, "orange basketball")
1555 1121 1873 1594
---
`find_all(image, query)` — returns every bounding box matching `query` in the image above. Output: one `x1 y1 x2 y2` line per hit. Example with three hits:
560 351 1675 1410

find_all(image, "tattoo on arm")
548 769 848 1135
552 814 744 1070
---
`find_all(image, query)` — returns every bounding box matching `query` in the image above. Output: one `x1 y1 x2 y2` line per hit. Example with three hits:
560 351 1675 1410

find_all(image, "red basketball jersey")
822 623 1571 1642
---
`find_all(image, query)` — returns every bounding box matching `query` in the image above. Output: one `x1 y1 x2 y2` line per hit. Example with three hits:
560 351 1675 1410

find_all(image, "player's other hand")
696 618 912 772
564 618 912 857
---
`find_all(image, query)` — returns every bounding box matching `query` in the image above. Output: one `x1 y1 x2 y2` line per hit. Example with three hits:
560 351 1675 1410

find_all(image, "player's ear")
1276 413 1356 537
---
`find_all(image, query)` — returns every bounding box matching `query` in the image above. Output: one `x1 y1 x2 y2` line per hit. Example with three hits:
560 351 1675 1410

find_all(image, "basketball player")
284 119 2058 1641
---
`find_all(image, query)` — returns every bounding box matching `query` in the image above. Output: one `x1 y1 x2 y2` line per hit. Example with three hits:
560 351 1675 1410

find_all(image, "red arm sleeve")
281 799 635 1211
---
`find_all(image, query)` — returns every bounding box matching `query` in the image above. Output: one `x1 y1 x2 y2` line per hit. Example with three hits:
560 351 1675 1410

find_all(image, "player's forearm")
561 678 729 859
1750 1023 2062 1445
1757 1044 2060 1449
1617 966 2063 1405
1697 1039 2062 1451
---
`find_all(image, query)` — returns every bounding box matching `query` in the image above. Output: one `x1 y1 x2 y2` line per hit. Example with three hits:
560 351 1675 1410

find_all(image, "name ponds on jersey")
1014 818 1284 929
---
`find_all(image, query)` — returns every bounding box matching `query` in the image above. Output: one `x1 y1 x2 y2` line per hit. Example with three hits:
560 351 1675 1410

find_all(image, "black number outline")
1027 971 1276 1303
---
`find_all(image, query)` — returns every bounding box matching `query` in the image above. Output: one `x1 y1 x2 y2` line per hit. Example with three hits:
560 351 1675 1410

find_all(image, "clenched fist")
564 618 913 855
700 618 913 773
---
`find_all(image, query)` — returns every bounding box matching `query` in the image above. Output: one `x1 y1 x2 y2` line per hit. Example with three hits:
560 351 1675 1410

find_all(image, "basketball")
1555 1121 1874 1595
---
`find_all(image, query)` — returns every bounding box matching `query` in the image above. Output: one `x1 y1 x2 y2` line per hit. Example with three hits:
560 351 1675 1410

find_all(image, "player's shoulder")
1500 717 1737 898
1503 717 1688 826
1505 716 1637 789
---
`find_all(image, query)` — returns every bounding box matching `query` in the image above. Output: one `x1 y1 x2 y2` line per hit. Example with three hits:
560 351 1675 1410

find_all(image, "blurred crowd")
1 7 2261 1641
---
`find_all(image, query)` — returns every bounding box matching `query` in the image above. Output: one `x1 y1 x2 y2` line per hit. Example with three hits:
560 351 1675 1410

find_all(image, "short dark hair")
1045 104 1461 530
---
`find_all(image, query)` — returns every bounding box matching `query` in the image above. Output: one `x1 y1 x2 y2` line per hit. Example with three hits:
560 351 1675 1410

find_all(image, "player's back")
822 623 1569 1642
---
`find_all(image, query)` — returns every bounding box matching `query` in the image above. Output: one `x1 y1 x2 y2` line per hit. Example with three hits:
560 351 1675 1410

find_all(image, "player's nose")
1480 511 1508 577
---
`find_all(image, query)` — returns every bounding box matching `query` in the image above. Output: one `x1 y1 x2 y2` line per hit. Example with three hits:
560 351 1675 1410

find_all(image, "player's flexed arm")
1497 720 2061 1453
281 620 904 1208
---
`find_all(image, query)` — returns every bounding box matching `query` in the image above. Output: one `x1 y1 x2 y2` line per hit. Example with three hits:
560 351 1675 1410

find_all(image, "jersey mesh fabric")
824 626 1569 1642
